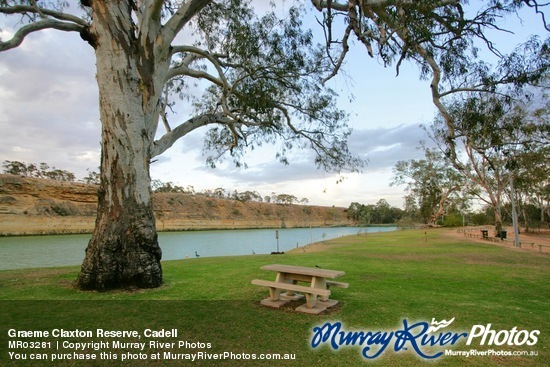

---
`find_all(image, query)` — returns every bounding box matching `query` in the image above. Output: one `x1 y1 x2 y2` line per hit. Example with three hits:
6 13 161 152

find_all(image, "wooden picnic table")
251 264 348 314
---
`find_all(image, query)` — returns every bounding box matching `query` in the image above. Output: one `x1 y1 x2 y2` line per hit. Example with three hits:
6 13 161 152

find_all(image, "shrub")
443 213 463 227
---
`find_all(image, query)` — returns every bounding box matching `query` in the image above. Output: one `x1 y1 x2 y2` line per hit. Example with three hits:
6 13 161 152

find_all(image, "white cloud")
147 122 433 208
0 20 99 178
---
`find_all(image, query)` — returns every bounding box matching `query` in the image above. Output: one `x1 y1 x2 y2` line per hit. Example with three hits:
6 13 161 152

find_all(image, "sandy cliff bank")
0 174 355 236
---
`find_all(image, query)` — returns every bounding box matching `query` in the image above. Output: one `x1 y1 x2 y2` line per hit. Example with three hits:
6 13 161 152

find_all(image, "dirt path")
445 226 550 254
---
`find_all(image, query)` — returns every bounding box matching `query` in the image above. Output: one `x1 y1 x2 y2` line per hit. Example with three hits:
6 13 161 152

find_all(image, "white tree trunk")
77 1 165 290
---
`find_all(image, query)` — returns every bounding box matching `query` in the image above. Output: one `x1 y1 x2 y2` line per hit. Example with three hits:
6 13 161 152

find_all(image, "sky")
0 1 547 208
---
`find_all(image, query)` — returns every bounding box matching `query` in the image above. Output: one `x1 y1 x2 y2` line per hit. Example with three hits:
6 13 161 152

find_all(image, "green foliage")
232 190 262 203
395 216 420 229
190 1 363 173
272 193 298 205
151 180 192 194
471 211 492 226
2 160 76 182
430 86 549 230
348 199 403 224
316 1 548 97
392 147 466 225
83 169 100 185
443 213 463 227
150 178 312 206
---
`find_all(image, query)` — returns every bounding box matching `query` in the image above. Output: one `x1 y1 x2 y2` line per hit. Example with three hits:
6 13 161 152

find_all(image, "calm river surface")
0 226 395 270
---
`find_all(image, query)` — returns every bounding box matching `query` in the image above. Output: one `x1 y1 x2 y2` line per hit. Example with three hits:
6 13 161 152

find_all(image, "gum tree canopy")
310 0 548 159
1 0 364 291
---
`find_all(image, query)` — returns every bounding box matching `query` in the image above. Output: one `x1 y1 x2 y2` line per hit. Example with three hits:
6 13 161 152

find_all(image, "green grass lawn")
1 229 548 366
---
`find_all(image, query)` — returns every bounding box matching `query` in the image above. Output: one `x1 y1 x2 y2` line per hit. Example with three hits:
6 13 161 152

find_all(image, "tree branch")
0 5 88 26
311 0 458 11
0 18 84 52
166 65 224 87
142 0 164 23
161 0 211 47
150 113 235 157
523 0 550 32
167 45 228 89
135 0 164 41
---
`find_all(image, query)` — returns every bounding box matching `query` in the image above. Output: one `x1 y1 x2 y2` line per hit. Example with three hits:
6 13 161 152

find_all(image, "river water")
0 226 395 270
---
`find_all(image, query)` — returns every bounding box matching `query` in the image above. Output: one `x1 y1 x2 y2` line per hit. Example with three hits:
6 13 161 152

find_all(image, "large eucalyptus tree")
1 0 362 290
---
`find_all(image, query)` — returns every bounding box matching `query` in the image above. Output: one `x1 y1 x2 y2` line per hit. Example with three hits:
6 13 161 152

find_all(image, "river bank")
0 174 355 236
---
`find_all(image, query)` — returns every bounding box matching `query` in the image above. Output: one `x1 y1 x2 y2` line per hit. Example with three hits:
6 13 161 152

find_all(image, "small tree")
392 147 465 225
2 160 29 176
513 109 550 227
274 193 299 205
83 169 100 185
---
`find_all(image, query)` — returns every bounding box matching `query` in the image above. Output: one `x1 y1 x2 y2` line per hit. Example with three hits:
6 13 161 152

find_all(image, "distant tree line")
2 160 78 182
151 179 309 205
2 160 100 184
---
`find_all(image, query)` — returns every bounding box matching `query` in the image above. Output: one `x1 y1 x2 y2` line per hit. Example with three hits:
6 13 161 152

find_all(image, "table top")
260 264 345 279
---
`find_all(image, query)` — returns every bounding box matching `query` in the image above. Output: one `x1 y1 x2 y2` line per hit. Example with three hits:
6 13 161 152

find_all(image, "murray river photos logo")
310 318 540 360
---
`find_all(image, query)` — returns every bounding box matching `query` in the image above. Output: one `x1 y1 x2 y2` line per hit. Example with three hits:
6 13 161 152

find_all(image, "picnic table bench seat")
251 279 331 297
251 278 331 313
326 280 349 289
251 264 348 314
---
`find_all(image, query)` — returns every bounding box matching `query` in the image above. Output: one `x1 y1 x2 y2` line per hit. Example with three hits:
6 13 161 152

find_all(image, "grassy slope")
1 229 548 366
